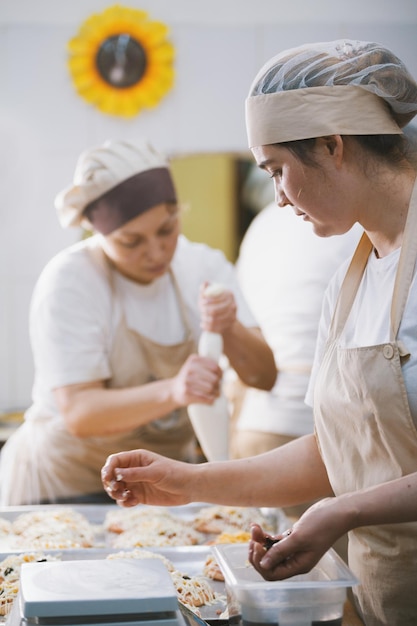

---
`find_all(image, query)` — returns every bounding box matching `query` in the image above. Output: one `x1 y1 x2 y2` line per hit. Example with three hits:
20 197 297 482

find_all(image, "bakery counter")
0 503 362 626
343 600 364 625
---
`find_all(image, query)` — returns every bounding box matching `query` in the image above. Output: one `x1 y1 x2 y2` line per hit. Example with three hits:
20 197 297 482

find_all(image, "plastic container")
212 543 358 626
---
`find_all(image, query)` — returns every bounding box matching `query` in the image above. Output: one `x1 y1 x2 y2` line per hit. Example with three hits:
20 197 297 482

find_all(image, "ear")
317 135 344 168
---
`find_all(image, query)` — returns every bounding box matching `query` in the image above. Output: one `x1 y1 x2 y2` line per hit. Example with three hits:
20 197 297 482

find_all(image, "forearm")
222 324 277 390
338 472 417 529
102 434 333 509
55 379 179 438
189 434 332 507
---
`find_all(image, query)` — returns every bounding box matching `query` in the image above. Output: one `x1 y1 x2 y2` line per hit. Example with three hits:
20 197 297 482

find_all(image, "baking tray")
0 503 286 525
0 504 288 624
6 595 207 626
0 503 287 551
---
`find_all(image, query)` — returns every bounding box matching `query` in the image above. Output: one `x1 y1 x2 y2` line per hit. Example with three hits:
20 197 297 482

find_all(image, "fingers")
248 501 345 582
199 287 237 333
249 524 309 581
249 523 291 551
101 453 125 487
250 523 266 543
189 358 222 397
102 470 143 507
101 465 128 502
249 524 325 582
101 449 151 502
175 355 222 404
115 490 141 508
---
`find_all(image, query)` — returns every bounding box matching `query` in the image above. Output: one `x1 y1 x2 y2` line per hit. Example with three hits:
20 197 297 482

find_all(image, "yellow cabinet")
170 152 248 262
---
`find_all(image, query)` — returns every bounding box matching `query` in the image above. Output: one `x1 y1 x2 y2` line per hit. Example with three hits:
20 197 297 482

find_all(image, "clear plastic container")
212 543 358 626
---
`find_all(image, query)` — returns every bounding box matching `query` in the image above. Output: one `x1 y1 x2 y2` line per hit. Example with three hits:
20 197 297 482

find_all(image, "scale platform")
9 558 187 626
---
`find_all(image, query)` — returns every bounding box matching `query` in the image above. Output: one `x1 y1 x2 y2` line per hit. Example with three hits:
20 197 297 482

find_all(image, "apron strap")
329 231 372 339
88 241 194 342
390 178 417 339
329 177 417 341
168 268 195 342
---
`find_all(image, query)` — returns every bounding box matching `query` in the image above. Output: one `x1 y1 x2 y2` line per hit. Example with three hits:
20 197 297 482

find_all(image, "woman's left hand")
198 282 237 334
248 497 351 581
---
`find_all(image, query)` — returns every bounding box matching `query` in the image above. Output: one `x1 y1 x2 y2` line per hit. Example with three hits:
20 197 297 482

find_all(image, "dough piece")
0 552 61 615
170 570 218 607
106 547 175 571
193 505 273 534
11 509 95 549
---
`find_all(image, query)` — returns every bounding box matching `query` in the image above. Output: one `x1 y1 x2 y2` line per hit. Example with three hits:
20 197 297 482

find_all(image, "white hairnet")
246 40 417 147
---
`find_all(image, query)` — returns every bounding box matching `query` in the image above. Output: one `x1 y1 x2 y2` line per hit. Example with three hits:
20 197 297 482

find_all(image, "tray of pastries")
0 503 288 624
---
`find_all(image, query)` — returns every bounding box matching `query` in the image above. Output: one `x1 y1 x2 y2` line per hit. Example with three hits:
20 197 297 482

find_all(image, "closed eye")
269 169 282 179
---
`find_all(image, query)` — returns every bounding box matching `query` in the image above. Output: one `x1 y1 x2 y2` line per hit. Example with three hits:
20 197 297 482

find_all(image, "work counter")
0 474 364 625
343 600 364 625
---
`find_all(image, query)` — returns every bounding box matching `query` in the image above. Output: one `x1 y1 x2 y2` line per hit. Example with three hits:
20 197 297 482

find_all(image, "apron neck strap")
329 232 372 339
329 176 417 341
90 241 194 340
167 268 194 339
390 178 417 338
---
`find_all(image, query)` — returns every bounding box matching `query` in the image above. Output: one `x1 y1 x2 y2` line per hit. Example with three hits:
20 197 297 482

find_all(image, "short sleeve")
29 244 113 390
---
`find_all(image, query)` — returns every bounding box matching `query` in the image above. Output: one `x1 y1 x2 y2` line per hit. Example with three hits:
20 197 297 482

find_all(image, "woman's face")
99 203 180 284
251 141 357 237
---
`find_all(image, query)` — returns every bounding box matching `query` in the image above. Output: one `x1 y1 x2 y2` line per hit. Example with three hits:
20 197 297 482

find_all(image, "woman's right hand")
171 354 222 406
101 449 195 507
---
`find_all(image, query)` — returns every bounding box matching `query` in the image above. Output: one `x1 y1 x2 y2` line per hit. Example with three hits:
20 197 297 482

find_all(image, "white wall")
1 0 417 411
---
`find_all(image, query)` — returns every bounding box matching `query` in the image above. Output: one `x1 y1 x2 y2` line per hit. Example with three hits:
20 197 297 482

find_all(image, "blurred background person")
0 139 276 506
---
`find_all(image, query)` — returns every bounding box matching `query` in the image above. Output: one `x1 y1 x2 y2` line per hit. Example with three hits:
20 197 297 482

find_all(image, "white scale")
6 558 205 626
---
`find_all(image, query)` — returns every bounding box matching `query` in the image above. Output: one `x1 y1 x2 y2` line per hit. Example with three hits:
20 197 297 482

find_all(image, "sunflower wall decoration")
67 5 175 118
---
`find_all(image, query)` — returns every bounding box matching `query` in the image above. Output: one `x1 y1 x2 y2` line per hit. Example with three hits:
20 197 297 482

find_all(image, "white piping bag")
188 284 230 462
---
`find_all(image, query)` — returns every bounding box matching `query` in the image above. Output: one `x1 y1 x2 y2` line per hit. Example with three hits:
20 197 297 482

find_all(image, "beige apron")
314 181 417 625
0 248 197 504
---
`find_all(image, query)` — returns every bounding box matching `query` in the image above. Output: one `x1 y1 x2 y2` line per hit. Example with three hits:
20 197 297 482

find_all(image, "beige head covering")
245 40 417 148
55 139 175 231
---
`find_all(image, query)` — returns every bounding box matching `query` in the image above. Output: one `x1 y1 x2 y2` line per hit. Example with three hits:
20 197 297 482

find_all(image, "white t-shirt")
27 234 256 421
236 204 362 436
306 245 417 423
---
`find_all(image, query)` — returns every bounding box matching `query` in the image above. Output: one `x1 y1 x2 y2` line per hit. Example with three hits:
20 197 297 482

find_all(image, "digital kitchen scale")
10 558 186 626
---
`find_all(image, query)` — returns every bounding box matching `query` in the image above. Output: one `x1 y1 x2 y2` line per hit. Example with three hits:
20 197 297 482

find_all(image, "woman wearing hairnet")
0 139 276 506
102 41 417 625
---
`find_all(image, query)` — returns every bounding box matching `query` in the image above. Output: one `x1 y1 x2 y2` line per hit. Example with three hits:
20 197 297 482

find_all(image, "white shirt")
306 245 417 423
236 204 362 436
27 234 256 421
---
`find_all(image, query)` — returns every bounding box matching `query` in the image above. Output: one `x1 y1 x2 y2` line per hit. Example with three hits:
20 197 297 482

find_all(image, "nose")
144 237 165 261
274 182 292 208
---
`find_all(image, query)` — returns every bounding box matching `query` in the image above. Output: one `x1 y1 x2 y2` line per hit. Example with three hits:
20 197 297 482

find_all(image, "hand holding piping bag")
188 282 231 462
198 281 238 335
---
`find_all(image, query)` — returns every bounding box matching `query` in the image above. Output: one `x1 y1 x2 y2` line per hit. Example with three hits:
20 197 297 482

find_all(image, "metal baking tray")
0 502 286 525
6 595 206 626
0 503 287 551
0 504 288 624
